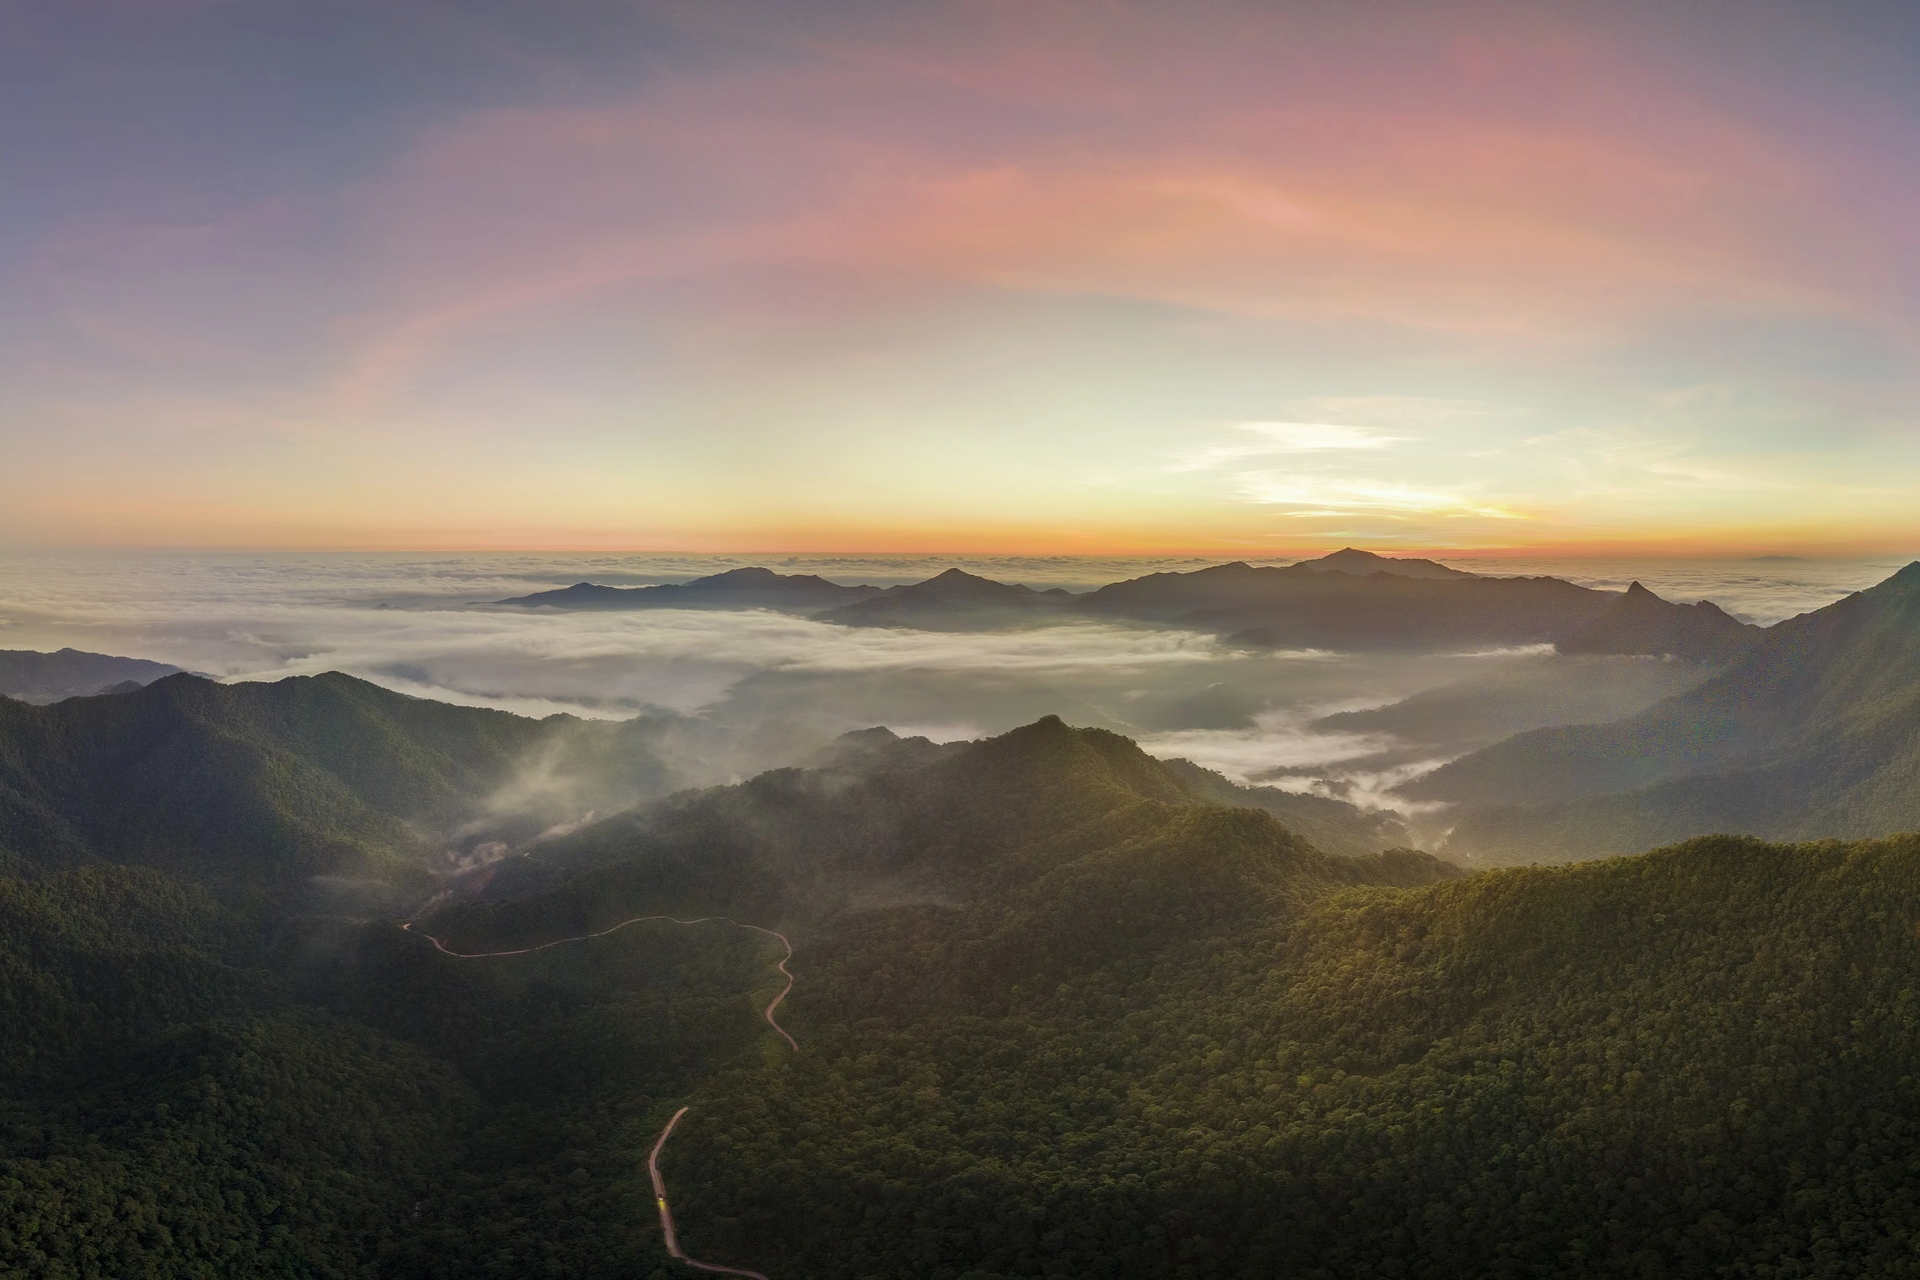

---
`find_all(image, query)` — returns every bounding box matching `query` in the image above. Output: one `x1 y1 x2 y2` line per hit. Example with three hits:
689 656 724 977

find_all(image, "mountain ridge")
494 565 883 611
1293 546 1476 579
0 647 186 704
434 712 1447 948
1557 579 1761 663
7 683 1920 1273
1412 561 1920 860
484 559 1780 658
1074 560 1622 651
0 671 677 893
815 567 1074 628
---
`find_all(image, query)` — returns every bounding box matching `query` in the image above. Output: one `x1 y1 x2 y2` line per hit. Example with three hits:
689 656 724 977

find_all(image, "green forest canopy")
3 702 1920 1277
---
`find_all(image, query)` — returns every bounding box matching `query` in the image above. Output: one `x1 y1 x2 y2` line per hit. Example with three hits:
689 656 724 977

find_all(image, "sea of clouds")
0 551 1902 814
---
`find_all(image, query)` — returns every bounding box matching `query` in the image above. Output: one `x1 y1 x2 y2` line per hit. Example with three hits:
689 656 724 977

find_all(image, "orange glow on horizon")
4 3 1917 554
10 522 1914 563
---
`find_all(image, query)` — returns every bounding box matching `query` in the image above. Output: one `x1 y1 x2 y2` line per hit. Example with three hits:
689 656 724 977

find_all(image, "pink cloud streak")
303 14 1908 410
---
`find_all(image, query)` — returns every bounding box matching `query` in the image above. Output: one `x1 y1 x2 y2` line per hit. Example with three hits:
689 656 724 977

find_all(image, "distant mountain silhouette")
817 567 1074 628
496 560 1765 660
493 566 882 611
1074 561 1616 651
1409 562 1920 860
1292 547 1476 580
1312 650 1717 758
1557 581 1762 663
0 648 184 704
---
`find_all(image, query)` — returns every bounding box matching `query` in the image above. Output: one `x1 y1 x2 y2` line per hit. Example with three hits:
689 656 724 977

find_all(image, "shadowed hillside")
1557 580 1761 663
0 647 185 704
657 829 1920 1278
1412 562 1920 862
0 672 675 894
425 714 1452 952
9 703 1920 1276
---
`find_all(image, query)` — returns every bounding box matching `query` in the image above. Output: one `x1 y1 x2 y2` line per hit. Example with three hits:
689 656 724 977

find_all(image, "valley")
5 652 1920 1274
6 556 1920 1277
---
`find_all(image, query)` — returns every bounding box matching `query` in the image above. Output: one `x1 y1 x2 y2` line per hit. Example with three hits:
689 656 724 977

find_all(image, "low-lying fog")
0 552 1898 830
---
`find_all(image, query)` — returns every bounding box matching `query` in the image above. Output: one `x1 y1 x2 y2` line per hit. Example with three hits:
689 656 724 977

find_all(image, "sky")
4 0 1920 555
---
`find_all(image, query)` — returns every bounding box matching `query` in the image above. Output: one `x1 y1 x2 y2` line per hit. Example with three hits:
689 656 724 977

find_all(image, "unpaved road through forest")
398 914 798 1048
649 1106 771 1279
400 913 797 1274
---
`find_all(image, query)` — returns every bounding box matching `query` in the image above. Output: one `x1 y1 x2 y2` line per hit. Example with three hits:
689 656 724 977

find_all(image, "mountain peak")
1296 548 1475 580
697 566 783 584
1557 580 1758 663
812 566 1063 626
959 715 1195 808
1877 561 1920 589
1418 561 1920 860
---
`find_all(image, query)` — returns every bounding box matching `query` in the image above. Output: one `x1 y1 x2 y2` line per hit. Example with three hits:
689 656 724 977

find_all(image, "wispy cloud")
10 2 1920 552
1236 474 1524 520
1282 396 1522 429
1137 708 1396 778
1170 420 1412 472
1642 462 1790 491
1525 426 1795 498
0 553 1235 718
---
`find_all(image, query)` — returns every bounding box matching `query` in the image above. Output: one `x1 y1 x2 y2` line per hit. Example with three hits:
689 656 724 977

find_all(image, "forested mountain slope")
1157 756 1414 856
0 714 1449 1278
0 672 672 891
0 862 773 1277
1412 561 1920 862
663 830 1920 1279
429 714 1452 950
10 705 1920 1276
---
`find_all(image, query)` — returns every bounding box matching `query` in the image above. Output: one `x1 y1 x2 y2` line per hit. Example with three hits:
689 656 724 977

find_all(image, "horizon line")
2 542 1916 561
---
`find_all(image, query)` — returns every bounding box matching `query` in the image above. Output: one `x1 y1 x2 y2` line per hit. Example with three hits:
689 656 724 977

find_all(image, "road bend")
398 915 799 1050
399 914 796 1276
648 1107 770 1280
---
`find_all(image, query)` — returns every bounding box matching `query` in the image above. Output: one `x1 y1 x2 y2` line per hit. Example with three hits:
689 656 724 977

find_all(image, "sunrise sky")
4 0 1919 555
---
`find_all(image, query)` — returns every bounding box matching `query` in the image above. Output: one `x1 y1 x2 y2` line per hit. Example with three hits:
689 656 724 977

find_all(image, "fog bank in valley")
0 552 1838 837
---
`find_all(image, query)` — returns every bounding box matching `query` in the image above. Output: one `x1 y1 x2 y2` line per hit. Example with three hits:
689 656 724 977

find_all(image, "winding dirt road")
398 914 798 1050
648 1106 770 1279
399 913 795 1275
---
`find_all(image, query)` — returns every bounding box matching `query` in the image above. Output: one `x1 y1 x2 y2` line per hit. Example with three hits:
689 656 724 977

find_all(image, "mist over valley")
8 550 1920 1274
10 0 1920 1268
5 549 1868 833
